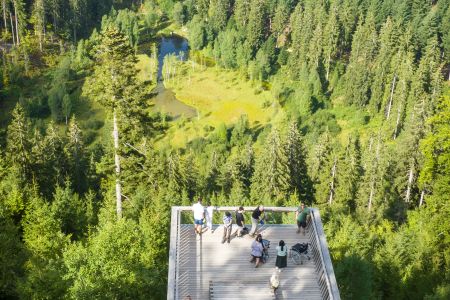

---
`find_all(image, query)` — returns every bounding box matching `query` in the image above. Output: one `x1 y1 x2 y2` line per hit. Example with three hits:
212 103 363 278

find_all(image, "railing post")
167 207 180 300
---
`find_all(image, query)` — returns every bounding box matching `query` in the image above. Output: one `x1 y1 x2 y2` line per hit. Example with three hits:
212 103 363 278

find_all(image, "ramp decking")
177 224 322 300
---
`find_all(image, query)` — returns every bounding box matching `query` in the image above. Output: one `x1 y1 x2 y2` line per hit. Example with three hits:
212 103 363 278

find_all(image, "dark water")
157 36 189 81
152 36 196 119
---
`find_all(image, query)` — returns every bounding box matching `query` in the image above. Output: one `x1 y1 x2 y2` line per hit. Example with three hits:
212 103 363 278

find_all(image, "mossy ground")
158 62 285 148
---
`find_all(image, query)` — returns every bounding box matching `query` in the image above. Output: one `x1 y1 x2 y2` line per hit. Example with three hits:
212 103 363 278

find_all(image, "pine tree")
341 14 377 107
20 193 70 299
322 5 340 81
208 0 229 34
234 0 250 32
284 122 313 202
83 26 146 218
0 209 25 298
419 87 450 206
6 103 32 183
250 128 290 204
32 122 66 197
63 218 158 299
334 135 362 211
31 0 46 51
205 151 220 196
65 116 87 195
369 17 400 113
246 0 267 54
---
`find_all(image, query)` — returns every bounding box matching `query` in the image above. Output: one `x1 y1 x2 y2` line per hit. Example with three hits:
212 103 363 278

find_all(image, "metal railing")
167 206 340 300
307 209 341 300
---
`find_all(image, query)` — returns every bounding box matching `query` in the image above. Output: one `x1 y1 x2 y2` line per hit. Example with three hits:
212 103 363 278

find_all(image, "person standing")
222 211 233 244
235 206 245 237
192 198 204 235
205 202 214 233
250 205 264 236
295 203 310 235
275 240 287 269
250 234 264 268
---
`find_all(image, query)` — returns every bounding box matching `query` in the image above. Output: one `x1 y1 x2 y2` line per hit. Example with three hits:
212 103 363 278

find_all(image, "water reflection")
152 35 196 119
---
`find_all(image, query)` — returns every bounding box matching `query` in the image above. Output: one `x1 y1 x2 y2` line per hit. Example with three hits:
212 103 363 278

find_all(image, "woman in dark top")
235 207 245 237
250 205 264 236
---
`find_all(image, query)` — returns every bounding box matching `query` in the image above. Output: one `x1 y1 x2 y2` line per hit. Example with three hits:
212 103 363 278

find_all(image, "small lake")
152 35 196 119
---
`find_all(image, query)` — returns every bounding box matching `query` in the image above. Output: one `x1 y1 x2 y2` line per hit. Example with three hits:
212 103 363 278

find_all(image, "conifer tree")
234 0 250 32
6 103 32 183
246 0 266 53
20 193 70 299
322 5 340 81
369 17 400 113
31 0 46 51
208 0 229 34
65 117 87 194
419 87 450 206
250 128 290 204
0 209 25 298
334 135 362 211
341 14 377 107
83 26 145 218
205 151 220 195
32 122 66 197
284 122 313 202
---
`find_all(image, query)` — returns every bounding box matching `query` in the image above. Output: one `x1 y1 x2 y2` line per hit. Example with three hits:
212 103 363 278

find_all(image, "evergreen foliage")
0 0 449 299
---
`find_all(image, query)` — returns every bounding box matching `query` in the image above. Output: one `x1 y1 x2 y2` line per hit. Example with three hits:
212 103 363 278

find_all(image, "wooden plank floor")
176 224 323 300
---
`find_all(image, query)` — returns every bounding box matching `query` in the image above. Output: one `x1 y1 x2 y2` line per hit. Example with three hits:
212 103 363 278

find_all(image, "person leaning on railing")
295 203 310 235
250 205 264 237
192 198 205 235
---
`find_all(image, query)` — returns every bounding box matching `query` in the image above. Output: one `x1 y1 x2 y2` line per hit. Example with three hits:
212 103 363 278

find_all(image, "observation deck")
167 207 340 300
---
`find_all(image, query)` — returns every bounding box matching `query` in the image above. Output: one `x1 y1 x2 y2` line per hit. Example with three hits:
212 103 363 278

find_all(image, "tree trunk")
2 0 7 31
326 52 331 80
368 180 374 212
419 190 424 207
14 1 19 45
386 74 396 119
113 109 122 218
393 102 402 139
9 12 15 46
368 133 382 213
328 156 337 205
405 164 414 203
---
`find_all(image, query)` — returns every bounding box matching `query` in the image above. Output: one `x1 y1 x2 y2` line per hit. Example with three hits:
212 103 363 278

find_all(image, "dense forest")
0 0 449 299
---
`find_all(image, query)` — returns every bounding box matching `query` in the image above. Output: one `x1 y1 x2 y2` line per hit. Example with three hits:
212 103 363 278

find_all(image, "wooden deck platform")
176 224 323 300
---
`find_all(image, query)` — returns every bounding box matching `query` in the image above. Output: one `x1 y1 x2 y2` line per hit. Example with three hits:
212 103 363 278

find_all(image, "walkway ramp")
168 207 340 300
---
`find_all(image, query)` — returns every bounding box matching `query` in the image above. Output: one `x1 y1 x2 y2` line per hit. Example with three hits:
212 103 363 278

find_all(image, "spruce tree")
341 14 377 107
6 103 32 184
250 128 290 204
246 0 267 54
65 116 87 194
334 135 362 211
284 122 313 203
83 26 145 218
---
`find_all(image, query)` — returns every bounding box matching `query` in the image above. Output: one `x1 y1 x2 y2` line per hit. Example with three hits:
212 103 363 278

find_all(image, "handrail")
167 207 179 300
309 208 341 300
167 206 340 300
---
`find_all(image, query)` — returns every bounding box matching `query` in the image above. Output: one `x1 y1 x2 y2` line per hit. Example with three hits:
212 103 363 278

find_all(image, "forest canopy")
0 0 449 299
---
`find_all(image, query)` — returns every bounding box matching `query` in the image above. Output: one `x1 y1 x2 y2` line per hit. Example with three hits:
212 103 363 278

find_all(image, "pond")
151 35 197 120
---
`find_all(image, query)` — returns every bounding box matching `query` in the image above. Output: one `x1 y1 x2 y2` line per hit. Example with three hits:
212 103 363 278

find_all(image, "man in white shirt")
192 198 205 235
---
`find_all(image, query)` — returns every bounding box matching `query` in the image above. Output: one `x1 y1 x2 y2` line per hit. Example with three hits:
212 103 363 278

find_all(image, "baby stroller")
290 243 310 265
261 239 270 263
